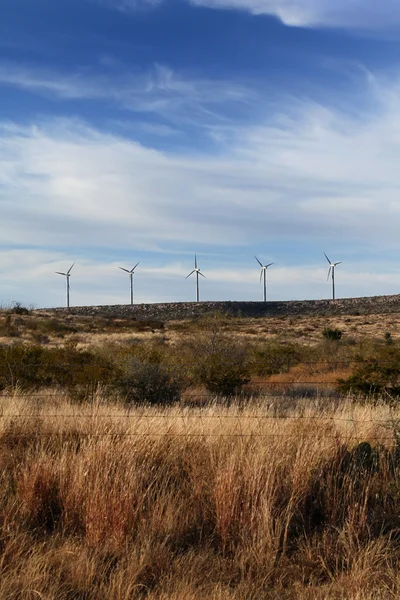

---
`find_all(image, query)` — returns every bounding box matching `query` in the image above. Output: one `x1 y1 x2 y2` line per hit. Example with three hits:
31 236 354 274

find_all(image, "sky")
2 0 400 307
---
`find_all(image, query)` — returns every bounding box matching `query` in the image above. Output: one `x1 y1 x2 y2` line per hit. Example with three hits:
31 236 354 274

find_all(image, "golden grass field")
0 308 400 598
0 392 400 599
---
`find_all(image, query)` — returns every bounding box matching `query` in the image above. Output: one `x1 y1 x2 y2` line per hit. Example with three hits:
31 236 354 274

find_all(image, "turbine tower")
324 253 342 300
255 257 274 302
55 263 74 308
119 262 140 306
186 254 206 303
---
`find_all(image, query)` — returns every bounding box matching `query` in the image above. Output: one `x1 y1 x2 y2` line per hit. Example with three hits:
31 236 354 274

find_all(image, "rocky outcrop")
42 294 400 320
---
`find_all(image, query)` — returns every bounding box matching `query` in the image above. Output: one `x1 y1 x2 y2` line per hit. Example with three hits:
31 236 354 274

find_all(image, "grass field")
1 307 400 597
1 392 400 599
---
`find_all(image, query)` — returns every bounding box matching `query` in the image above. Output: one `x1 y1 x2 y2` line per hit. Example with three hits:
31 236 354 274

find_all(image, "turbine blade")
327 267 332 282
334 262 343 266
55 272 67 276
259 269 263 283
266 262 274 268
67 263 75 274
199 272 206 279
324 252 331 265
255 256 263 267
195 254 198 269
131 262 140 272
186 270 195 279
119 267 130 273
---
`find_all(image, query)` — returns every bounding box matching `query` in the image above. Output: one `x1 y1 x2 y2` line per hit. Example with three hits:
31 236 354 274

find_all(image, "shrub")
323 327 342 341
0 344 44 389
0 314 20 338
0 343 116 399
179 314 251 397
10 301 30 315
36 318 78 337
115 358 181 405
250 342 302 376
109 337 168 368
385 332 393 345
338 344 400 398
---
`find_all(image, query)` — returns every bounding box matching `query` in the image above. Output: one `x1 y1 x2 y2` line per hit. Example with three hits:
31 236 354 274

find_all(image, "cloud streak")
102 0 400 32
94 0 162 11
0 62 254 129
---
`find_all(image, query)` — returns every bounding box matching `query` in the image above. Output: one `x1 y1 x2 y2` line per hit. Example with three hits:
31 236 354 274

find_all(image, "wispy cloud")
0 62 255 129
191 0 400 31
93 0 162 11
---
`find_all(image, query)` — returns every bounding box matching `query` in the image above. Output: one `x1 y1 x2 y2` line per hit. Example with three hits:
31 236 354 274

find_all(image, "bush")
385 332 393 345
0 314 20 338
10 302 30 315
250 342 302 376
179 314 251 397
115 358 181 405
323 327 342 341
0 343 116 399
338 343 400 398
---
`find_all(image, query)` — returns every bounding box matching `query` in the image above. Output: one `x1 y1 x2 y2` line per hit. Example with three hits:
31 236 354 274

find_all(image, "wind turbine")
324 253 342 300
186 254 206 303
255 257 274 302
119 262 140 306
55 263 74 308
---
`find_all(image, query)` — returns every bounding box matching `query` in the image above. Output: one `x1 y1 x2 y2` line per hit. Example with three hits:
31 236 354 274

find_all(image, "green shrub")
338 344 400 398
322 327 342 341
0 343 116 399
194 350 250 396
0 314 20 338
107 337 168 369
115 358 181 405
0 345 44 389
10 302 30 315
385 332 393 345
178 314 251 397
250 342 302 376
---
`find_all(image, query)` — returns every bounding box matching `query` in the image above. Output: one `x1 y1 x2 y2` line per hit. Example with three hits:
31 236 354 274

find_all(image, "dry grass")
0 391 399 598
1 309 400 349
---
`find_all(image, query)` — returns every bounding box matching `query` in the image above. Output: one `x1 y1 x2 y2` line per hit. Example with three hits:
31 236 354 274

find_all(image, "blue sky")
2 0 400 306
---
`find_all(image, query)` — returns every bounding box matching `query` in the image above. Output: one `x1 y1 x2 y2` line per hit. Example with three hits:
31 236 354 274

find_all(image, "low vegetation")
0 309 399 402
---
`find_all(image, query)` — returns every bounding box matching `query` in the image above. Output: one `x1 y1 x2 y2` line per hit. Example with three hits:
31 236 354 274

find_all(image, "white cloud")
3 70 400 302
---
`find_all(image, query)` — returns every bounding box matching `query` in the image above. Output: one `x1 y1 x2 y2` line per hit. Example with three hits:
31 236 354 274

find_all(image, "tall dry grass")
0 391 399 598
